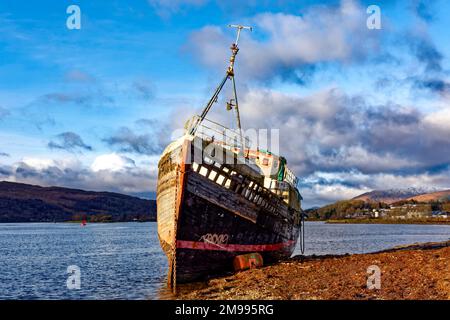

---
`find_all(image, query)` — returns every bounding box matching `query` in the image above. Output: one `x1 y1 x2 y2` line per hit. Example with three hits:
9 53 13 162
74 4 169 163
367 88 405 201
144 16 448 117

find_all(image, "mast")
189 24 252 151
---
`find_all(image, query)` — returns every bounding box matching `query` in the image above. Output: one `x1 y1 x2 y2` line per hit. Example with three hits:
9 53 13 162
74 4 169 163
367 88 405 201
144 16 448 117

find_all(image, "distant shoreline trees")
307 199 450 220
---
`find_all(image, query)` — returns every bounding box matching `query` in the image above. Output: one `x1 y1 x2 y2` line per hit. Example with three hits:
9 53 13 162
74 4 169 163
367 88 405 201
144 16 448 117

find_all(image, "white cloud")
301 183 370 207
424 106 450 135
21 157 80 171
187 0 380 81
91 153 136 172
0 154 157 196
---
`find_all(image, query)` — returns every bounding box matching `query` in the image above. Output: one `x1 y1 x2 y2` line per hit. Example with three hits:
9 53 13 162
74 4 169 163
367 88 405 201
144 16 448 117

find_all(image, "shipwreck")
156 25 304 291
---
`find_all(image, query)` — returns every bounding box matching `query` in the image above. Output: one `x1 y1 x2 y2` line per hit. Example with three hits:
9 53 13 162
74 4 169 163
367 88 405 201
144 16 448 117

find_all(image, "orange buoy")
233 253 263 271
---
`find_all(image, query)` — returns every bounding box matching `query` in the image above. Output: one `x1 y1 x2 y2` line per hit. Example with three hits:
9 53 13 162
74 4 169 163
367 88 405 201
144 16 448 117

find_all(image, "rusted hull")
157 137 301 286
175 180 299 282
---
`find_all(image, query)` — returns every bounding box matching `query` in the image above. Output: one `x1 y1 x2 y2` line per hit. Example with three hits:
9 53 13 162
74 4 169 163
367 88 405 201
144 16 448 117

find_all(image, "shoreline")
176 240 450 300
312 218 450 225
1 219 447 225
0 220 157 224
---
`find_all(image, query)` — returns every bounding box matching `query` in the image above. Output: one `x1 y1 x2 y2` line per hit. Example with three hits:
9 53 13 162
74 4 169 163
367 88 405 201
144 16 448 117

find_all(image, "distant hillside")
308 188 450 220
307 200 389 220
0 181 156 223
352 188 437 204
406 190 450 203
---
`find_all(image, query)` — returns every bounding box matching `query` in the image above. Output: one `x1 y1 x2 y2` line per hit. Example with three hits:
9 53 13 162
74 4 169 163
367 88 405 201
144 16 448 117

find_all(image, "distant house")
406 211 429 218
369 209 380 218
432 211 448 219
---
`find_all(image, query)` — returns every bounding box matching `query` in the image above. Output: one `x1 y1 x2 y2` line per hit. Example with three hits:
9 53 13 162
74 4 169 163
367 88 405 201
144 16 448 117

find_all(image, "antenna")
191 24 253 151
227 24 253 76
228 24 253 47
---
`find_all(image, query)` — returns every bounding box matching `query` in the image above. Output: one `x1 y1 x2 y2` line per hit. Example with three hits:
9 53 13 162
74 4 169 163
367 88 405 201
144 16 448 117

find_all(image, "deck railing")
186 115 300 190
187 116 250 150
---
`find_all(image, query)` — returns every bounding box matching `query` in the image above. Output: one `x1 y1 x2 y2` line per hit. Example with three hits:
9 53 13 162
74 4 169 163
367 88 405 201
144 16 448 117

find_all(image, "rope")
170 168 179 294
299 210 306 254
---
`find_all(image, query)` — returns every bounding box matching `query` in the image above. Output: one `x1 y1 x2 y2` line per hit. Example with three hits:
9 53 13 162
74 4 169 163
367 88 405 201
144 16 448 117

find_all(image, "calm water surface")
0 222 448 299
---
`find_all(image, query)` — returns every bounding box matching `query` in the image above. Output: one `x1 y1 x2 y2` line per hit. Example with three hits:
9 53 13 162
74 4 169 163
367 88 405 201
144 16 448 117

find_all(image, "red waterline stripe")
176 240 296 252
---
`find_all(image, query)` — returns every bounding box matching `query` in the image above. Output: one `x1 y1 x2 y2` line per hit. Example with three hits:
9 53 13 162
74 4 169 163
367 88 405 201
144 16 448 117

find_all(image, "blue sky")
1 0 450 207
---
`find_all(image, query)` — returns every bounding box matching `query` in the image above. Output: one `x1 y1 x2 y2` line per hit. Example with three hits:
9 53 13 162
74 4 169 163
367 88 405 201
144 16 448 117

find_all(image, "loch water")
0 221 448 299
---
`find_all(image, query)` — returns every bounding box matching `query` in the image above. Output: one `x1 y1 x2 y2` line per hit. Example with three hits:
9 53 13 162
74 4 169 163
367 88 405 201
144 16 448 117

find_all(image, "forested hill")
0 181 156 222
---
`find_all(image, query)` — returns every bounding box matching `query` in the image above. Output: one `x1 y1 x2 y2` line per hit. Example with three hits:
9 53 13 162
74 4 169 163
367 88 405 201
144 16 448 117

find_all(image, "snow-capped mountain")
353 187 441 204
